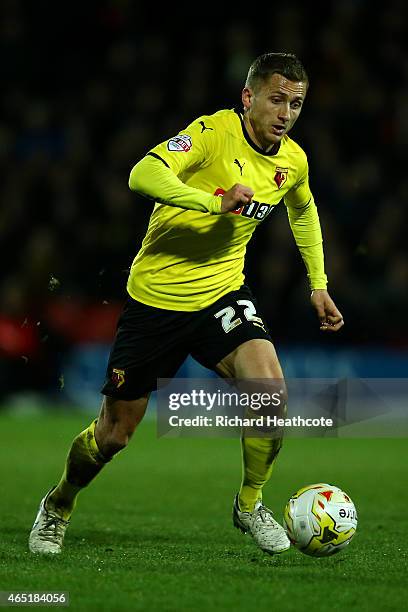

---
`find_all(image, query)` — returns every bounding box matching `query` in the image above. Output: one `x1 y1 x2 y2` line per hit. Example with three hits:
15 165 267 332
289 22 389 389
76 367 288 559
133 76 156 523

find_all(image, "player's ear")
242 87 252 111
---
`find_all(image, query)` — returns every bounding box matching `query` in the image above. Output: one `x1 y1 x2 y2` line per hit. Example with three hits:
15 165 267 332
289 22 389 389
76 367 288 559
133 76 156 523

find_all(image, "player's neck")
243 114 275 153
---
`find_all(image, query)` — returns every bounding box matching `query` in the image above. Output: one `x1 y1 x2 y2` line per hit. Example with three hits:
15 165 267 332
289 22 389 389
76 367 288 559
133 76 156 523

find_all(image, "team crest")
274 167 288 189
167 134 192 152
112 368 125 388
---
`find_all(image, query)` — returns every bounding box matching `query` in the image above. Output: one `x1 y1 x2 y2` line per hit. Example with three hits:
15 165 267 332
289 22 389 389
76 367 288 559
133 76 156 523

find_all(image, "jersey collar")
234 108 281 157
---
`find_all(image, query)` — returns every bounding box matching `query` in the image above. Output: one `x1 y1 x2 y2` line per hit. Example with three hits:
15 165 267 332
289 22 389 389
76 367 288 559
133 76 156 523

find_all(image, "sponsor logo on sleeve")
167 134 192 152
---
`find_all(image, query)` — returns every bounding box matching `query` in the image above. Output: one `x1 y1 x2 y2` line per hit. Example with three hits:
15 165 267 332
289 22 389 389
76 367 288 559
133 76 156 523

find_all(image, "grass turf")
0 410 407 611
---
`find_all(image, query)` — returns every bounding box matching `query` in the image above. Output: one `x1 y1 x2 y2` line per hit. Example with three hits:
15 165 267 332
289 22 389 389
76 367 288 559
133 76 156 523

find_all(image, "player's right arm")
129 156 252 214
128 116 253 214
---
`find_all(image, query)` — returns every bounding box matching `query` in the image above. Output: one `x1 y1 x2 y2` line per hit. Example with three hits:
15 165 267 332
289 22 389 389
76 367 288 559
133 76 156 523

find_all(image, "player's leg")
28 394 149 555
29 295 190 554
46 394 149 519
218 339 290 554
191 286 289 554
216 338 287 512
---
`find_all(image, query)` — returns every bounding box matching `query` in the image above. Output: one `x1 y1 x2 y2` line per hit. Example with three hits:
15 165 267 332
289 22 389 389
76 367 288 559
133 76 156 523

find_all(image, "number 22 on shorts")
214 299 265 333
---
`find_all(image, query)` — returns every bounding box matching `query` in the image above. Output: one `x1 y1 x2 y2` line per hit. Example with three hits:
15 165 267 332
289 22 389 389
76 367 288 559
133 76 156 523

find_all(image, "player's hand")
310 289 344 332
221 183 254 213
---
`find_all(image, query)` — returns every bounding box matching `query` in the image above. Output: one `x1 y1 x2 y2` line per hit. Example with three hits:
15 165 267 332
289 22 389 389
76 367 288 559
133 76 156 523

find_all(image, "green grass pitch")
0 410 407 611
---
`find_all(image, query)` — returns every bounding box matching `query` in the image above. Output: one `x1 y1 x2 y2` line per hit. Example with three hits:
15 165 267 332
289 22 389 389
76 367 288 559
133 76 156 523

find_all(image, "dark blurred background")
1 0 407 408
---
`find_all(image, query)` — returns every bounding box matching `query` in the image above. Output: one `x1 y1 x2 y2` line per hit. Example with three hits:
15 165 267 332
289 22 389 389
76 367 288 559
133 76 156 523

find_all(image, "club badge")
274 167 288 189
112 368 125 388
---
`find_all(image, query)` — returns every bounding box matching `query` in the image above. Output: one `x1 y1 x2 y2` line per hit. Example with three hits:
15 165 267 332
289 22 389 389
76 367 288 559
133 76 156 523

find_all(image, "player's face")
242 73 307 151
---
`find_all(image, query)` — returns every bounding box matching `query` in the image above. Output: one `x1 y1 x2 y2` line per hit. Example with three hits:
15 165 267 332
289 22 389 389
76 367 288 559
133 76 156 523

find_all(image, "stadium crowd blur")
1 1 407 402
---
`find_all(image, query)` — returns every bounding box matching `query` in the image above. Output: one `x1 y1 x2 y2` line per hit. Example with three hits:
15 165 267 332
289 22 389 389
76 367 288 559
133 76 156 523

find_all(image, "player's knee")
97 420 138 456
249 378 287 418
96 396 147 457
275 380 288 413
99 433 130 457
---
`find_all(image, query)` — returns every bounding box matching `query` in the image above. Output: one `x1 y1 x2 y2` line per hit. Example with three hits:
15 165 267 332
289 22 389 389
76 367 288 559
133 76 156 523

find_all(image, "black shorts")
101 285 273 400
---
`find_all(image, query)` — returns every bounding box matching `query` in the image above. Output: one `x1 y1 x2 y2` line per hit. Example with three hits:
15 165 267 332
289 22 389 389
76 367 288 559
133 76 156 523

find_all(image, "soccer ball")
283 483 357 557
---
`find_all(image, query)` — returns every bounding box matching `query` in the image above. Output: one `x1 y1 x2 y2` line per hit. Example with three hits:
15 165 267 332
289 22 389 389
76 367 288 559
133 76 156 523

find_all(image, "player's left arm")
284 157 344 333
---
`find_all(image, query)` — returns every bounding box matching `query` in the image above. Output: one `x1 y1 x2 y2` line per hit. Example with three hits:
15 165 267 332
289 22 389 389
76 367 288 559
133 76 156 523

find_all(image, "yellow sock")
238 434 283 512
47 419 109 520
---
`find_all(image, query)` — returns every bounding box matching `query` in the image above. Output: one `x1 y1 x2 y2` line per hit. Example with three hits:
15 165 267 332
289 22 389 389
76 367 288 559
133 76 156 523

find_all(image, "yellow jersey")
127 108 327 311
